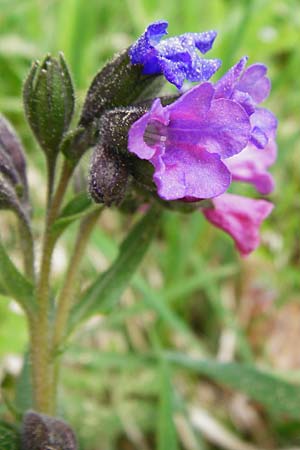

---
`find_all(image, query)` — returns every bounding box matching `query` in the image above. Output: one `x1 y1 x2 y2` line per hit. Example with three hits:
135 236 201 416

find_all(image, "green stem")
52 208 103 350
46 156 57 210
51 208 103 398
17 213 35 283
30 159 74 414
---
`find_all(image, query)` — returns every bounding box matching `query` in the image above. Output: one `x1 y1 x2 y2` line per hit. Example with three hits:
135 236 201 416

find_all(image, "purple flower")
128 81 251 201
215 57 277 148
129 20 221 89
127 57 277 255
203 194 273 256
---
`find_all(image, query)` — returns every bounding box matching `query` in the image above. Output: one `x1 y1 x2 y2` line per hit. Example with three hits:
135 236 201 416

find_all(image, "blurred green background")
1 0 300 449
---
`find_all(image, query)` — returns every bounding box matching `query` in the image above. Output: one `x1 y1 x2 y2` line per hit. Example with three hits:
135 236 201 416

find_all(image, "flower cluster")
129 20 221 89
127 22 277 256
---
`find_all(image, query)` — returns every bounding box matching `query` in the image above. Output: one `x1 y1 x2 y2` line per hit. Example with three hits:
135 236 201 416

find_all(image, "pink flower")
225 139 277 195
203 194 273 256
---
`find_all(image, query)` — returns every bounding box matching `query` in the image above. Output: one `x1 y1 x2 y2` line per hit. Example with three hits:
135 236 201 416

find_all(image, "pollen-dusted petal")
226 139 277 194
193 30 218 54
185 57 222 83
203 193 273 256
129 20 168 66
152 147 231 200
156 56 188 88
129 21 221 88
237 64 271 103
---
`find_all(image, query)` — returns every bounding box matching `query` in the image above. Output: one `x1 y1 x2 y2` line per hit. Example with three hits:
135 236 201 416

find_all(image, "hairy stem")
46 156 57 210
17 213 35 283
52 208 103 351
30 159 74 414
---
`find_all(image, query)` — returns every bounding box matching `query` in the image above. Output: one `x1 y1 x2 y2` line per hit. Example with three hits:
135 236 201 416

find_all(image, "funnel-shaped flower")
203 194 273 256
128 82 251 201
129 20 221 88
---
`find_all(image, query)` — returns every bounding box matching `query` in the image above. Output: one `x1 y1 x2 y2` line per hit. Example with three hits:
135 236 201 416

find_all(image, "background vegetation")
0 0 300 448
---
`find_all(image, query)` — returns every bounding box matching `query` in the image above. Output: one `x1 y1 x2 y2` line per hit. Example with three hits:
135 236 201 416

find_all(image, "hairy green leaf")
68 204 161 332
51 191 96 237
166 352 300 419
0 239 36 314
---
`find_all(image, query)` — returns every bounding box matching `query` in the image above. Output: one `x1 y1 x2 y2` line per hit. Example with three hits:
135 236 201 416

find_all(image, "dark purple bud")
80 49 165 127
0 147 22 188
96 107 157 192
23 53 74 160
0 115 29 203
0 177 26 217
21 411 78 450
89 142 129 206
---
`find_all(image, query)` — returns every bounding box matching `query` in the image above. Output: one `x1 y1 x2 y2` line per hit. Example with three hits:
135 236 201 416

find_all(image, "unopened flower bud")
0 147 22 189
0 176 30 225
23 52 74 160
80 49 164 127
96 107 157 192
0 115 29 204
89 142 129 206
21 411 77 450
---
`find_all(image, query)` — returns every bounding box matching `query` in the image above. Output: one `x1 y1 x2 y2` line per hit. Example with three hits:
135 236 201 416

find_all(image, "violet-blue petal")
129 21 221 88
129 20 168 66
226 139 277 194
185 57 222 83
176 31 218 54
156 56 189 88
237 64 271 103
152 147 231 200
203 193 273 256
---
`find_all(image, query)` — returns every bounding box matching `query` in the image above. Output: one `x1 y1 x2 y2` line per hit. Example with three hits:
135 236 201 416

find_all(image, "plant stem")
30 159 74 414
46 156 57 210
17 213 35 283
52 208 103 351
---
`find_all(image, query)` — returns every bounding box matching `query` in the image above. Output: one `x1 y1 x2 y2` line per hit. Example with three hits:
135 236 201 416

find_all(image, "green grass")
1 0 300 449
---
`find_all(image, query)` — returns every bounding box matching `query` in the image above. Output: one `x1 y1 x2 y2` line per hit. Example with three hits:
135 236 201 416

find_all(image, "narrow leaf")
166 352 300 420
68 204 161 331
51 191 95 237
157 361 179 450
0 238 36 313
